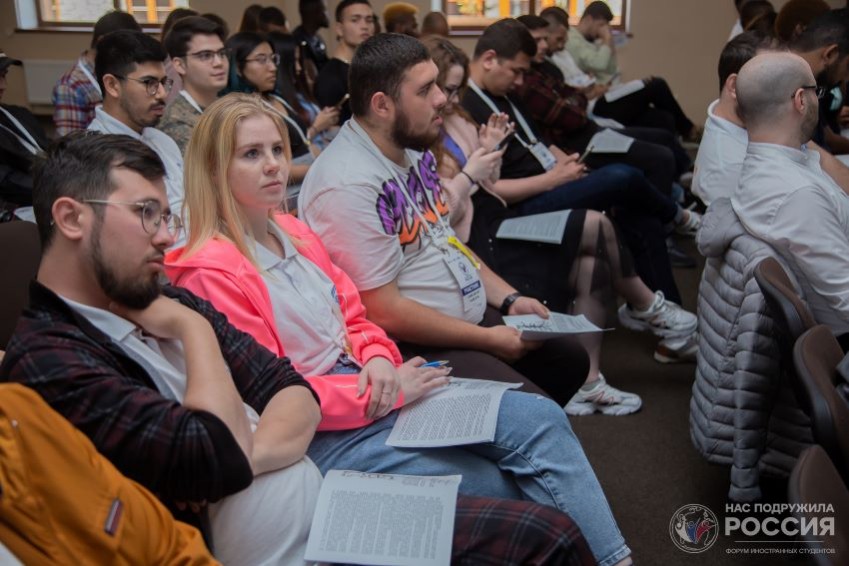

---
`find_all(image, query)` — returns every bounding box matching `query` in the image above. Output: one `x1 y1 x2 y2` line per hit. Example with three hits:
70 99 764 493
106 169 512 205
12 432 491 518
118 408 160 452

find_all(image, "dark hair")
32 131 165 249
540 6 570 29
516 14 550 31
259 6 288 31
583 1 614 22
792 8 849 58
473 18 537 60
349 33 430 117
336 0 372 22
225 31 268 79
91 10 141 48
740 0 775 30
239 4 263 33
718 31 768 91
201 13 230 39
775 0 830 44
744 10 777 38
161 7 198 40
300 0 324 16
95 30 167 95
164 16 226 58
266 31 313 122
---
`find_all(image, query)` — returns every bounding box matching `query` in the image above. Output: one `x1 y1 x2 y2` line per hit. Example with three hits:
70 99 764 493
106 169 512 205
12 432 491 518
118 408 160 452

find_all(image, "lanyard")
467 79 538 147
0 107 41 155
179 90 203 114
267 95 311 146
77 57 102 96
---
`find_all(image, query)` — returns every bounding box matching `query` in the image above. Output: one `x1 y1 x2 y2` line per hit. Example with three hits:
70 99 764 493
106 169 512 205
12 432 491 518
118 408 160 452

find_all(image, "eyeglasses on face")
185 48 231 64
83 199 183 238
793 85 827 99
114 75 174 96
244 53 280 67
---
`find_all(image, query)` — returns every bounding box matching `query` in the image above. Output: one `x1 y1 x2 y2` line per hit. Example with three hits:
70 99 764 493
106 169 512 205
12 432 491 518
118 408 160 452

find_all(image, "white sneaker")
564 375 642 416
675 209 702 237
654 332 698 364
618 291 697 338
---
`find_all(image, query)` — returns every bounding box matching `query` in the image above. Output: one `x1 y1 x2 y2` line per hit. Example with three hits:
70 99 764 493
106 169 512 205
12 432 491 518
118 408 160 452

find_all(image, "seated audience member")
223 32 316 194
293 0 330 70
0 134 600 566
421 11 450 37
88 31 185 230
267 32 340 150
300 35 593 411
775 0 829 44
160 16 229 155
740 0 776 34
568 2 700 140
314 0 376 123
462 19 696 304
0 383 215 564
791 9 849 154
0 51 47 214
238 3 263 33
258 6 289 34
693 32 768 206
52 11 141 136
0 131 324 564
166 94 630 565
542 7 604 92
383 2 419 36
426 38 696 401
160 7 199 104
733 52 849 342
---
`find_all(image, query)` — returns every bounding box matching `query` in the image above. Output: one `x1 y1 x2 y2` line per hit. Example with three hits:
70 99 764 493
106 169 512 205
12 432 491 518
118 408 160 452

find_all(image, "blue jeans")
307 390 631 566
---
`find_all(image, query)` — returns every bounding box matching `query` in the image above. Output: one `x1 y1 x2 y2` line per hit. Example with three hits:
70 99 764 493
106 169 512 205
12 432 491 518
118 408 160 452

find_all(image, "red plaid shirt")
52 55 102 136
515 64 594 147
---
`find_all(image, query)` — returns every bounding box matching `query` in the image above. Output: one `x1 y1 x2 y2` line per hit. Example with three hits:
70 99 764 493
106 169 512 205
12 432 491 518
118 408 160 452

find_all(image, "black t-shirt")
461 87 546 179
292 26 328 70
314 58 351 123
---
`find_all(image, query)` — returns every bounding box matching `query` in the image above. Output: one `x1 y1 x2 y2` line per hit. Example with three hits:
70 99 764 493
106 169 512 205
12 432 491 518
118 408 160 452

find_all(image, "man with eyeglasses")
161 16 229 155
88 30 185 243
732 51 849 344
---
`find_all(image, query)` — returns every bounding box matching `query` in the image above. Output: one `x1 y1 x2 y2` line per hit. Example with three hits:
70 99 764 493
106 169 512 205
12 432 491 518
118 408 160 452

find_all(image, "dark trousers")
593 77 695 137
398 307 589 406
583 128 676 197
613 209 682 304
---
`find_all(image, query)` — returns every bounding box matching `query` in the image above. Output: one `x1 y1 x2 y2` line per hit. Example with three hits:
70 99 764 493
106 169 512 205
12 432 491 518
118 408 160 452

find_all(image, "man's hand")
597 22 613 45
109 296 207 340
508 296 550 318
397 357 451 405
485 325 532 362
358 356 401 419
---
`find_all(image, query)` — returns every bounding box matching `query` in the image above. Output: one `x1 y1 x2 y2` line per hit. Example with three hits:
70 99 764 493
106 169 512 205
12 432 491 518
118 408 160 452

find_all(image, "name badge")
529 142 557 171
444 247 485 313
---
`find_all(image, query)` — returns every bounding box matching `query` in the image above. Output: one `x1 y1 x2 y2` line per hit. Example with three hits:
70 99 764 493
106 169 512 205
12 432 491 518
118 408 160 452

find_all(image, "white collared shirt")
732 142 849 335
255 221 348 376
88 106 185 245
692 99 749 206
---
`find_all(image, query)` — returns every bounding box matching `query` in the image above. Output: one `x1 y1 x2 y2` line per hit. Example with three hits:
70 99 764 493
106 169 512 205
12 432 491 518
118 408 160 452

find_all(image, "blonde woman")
164 93 633 566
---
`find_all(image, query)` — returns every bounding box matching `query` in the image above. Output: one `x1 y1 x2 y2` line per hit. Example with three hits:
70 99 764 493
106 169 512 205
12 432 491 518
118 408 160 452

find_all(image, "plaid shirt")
515 63 595 148
0 281 318 506
52 55 102 136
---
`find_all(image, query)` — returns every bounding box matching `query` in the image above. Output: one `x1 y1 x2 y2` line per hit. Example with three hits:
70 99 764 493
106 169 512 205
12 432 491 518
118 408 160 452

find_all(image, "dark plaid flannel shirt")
515 65 591 146
0 281 318 506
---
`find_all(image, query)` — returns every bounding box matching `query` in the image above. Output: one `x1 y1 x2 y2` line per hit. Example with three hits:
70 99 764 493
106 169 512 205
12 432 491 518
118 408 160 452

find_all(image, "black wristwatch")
500 292 522 315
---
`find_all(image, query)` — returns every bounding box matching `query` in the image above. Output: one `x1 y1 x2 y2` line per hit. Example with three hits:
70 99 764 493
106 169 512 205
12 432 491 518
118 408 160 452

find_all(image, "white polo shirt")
692 99 749 206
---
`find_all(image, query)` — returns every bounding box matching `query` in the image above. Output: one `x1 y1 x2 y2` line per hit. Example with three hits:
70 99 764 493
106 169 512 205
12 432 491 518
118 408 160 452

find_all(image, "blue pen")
422 360 450 368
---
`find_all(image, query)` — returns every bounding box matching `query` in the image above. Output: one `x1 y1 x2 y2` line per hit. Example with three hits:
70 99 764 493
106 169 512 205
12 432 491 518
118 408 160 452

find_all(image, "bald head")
736 52 814 129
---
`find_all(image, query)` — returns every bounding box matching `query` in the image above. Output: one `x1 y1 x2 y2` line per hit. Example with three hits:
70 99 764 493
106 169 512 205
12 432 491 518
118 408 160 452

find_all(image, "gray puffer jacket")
690 198 812 501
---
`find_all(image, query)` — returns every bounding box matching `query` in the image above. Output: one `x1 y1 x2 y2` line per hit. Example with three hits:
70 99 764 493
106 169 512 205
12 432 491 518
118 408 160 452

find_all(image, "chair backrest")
793 325 849 486
0 221 41 350
755 256 817 411
788 444 849 565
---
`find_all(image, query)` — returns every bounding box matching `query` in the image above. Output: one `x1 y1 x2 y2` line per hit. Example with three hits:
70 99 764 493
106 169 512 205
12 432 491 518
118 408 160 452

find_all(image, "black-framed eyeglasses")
83 199 183 238
113 75 174 96
244 53 280 67
794 85 827 99
185 48 231 63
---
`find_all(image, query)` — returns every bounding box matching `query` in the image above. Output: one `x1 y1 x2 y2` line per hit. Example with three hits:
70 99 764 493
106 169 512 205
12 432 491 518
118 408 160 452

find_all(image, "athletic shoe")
675 209 702 237
654 332 698 364
618 291 697 338
564 375 642 416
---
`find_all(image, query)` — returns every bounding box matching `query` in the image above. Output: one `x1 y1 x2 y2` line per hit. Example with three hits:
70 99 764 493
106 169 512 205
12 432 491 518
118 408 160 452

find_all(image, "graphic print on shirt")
375 151 450 248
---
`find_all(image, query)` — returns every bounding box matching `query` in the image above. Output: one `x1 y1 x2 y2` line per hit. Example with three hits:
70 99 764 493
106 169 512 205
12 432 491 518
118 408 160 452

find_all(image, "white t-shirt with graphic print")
298 119 487 324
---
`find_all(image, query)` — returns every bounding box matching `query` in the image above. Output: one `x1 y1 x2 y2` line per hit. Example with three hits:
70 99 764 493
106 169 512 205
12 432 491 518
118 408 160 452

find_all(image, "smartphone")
334 93 350 111
577 144 594 164
493 131 516 153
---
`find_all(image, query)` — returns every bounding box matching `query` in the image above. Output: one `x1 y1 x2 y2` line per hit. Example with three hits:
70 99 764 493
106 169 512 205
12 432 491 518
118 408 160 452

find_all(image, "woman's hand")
398 357 451 406
358 357 401 419
462 147 504 186
479 112 514 152
311 106 340 135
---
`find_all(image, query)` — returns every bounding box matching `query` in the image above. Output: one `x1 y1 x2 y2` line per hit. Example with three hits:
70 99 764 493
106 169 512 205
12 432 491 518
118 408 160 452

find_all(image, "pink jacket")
164 213 404 431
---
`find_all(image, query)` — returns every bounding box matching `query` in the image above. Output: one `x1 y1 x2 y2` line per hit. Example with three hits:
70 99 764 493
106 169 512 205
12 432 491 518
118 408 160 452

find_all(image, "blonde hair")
181 92 292 266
